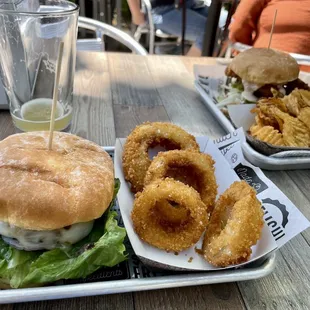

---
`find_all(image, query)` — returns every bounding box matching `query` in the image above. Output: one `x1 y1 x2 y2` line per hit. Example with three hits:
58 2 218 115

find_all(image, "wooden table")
0 52 309 310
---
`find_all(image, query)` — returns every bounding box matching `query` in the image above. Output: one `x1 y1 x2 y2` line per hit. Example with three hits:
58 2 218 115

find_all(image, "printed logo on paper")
231 153 238 164
219 142 235 157
262 198 289 242
234 163 268 194
215 132 239 147
63 261 131 284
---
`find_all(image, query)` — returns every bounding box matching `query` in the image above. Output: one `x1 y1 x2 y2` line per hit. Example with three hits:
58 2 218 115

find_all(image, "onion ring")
144 150 217 215
131 178 208 252
122 122 199 193
154 199 190 226
202 181 264 267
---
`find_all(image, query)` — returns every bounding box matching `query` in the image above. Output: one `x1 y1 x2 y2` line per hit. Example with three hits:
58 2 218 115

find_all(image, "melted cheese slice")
0 221 94 251
241 80 262 102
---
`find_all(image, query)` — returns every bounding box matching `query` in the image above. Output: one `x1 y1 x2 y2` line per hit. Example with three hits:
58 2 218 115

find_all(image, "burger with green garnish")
0 131 126 288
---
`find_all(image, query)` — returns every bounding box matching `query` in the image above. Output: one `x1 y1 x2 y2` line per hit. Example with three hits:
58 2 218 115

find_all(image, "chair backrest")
140 0 156 54
78 16 148 55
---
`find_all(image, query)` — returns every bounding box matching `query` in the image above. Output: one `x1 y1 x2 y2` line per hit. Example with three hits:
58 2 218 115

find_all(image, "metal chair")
202 0 239 57
134 0 229 55
78 16 148 55
133 0 180 54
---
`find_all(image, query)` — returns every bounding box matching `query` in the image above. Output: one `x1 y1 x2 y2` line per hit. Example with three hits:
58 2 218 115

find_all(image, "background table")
0 52 309 310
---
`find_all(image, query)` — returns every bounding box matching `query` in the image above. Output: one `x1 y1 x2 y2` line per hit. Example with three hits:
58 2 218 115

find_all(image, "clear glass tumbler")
0 0 79 131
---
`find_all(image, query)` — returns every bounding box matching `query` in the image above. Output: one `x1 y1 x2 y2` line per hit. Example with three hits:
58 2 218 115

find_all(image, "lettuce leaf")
0 239 39 287
0 179 126 288
231 80 244 92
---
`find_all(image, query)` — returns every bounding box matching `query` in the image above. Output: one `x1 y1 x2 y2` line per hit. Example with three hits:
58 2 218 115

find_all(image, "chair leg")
224 42 232 58
134 29 142 41
149 24 155 54
218 40 229 57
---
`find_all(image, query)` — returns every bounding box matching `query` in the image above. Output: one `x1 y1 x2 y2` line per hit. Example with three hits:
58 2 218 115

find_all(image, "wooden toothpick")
48 41 64 150
268 9 278 49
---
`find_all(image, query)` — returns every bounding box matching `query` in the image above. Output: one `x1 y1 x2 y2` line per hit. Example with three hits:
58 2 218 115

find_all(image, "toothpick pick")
268 9 278 49
48 41 64 150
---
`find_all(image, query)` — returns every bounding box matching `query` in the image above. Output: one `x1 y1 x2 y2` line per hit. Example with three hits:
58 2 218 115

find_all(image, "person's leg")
186 45 202 56
153 8 207 54
191 3 209 18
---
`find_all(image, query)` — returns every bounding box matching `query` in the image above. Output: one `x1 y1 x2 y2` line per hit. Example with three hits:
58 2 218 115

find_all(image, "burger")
224 48 310 103
0 131 126 288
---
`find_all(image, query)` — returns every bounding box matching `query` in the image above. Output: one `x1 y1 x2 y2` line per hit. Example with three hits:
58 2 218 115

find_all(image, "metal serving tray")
195 81 310 170
0 147 276 304
0 255 276 304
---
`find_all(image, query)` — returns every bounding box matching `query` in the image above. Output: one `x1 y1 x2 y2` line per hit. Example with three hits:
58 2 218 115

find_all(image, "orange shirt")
229 0 310 55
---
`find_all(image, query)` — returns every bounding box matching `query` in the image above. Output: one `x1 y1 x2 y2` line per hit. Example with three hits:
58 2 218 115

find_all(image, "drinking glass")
0 0 79 131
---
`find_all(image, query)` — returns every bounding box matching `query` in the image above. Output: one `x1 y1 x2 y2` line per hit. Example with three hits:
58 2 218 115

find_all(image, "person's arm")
229 0 270 45
127 0 145 25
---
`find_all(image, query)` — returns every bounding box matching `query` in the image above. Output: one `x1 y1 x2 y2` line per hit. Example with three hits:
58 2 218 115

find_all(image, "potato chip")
298 89 310 107
298 107 310 131
257 105 281 129
284 89 310 112
250 90 310 148
254 115 265 128
250 124 284 146
273 108 310 147
252 98 288 129
283 94 300 116
257 97 287 112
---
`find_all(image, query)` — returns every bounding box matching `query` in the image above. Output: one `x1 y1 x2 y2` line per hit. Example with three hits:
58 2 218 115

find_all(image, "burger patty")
285 78 310 94
226 68 310 98
0 220 94 251
254 79 310 98
254 85 280 98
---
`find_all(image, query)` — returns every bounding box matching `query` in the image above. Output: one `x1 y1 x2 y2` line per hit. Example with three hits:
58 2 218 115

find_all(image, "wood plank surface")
108 54 163 106
0 52 309 310
113 105 170 137
12 294 134 310
145 55 225 138
0 112 16 139
0 303 13 310
72 52 115 145
134 284 246 310
238 234 310 310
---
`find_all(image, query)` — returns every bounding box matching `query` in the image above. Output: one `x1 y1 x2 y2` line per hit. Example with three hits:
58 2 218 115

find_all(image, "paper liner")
114 136 278 271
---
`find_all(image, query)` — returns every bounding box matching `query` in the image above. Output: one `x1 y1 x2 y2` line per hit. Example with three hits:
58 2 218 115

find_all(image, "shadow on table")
0 111 16 139
76 53 109 74
108 81 202 106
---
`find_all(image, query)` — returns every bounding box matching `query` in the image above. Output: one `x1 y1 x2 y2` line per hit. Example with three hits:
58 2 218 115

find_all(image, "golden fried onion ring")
131 178 208 252
202 181 264 267
144 150 217 214
122 122 199 193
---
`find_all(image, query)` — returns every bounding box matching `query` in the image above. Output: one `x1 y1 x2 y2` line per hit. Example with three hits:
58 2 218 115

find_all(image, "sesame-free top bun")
228 48 299 84
0 132 114 230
